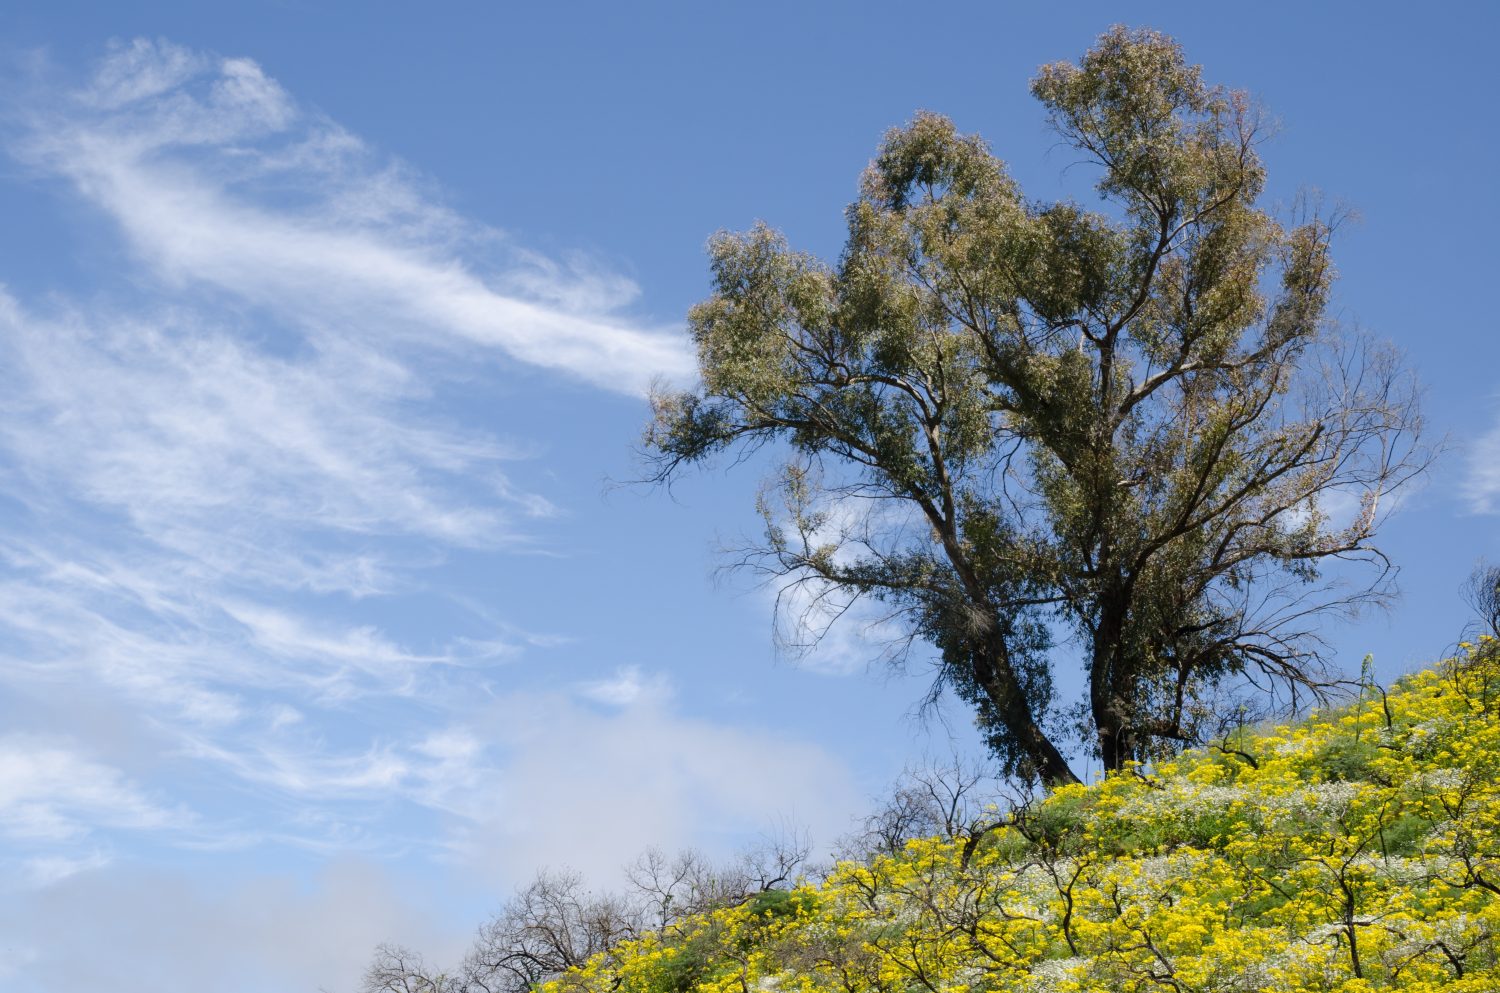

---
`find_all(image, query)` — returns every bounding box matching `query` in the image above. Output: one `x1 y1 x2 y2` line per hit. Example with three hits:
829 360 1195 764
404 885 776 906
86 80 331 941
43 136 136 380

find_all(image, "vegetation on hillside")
521 642 1500 993
364 29 1480 989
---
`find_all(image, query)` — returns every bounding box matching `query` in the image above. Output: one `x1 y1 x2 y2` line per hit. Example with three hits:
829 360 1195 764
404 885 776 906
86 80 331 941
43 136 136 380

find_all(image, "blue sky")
0 3 1495 990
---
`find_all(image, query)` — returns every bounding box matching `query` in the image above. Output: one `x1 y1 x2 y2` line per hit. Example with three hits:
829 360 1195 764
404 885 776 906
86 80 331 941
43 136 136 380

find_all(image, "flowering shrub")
545 640 1500 993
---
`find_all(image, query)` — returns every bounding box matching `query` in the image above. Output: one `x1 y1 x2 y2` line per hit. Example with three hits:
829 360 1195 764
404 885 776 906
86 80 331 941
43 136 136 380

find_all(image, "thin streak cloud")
0 38 691 865
14 39 693 395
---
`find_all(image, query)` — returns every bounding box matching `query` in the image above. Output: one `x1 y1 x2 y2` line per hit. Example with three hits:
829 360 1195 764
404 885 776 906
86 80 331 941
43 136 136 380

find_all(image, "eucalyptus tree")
646 27 1427 785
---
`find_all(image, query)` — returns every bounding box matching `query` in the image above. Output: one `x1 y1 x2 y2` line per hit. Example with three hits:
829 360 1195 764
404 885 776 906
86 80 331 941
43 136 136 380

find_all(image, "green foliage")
651 928 717 993
744 889 817 920
1313 735 1382 783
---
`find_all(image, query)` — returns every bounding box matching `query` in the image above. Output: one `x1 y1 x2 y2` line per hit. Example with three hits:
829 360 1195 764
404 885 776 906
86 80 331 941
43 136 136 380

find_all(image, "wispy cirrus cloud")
0 37 691 867
0 294 528 557
0 39 865 905
13 38 692 394
0 39 877 993
576 664 673 707
0 735 184 845
1464 412 1500 515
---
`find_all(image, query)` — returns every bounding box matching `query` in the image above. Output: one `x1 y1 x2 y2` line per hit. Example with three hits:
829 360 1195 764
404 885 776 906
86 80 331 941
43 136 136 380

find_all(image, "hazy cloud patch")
0 860 473 993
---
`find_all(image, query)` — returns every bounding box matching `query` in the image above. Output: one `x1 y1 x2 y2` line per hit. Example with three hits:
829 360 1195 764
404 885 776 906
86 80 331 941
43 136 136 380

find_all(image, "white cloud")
0 735 183 844
1465 414 1500 514
81 37 204 110
14 39 693 395
178 733 411 798
770 577 913 677
443 684 862 885
219 600 514 698
576 664 672 707
0 275 554 850
761 492 918 676
22 850 112 888
0 279 545 879
0 294 528 552
0 43 693 840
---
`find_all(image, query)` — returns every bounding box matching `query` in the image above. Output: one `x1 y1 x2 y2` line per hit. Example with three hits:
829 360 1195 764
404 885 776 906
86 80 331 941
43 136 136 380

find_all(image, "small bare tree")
624 846 744 932
461 870 639 993
736 822 814 892
363 945 457 993
838 755 1008 861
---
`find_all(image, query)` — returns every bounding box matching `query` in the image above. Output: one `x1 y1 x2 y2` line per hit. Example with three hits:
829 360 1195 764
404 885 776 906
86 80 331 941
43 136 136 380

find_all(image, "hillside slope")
546 642 1500 993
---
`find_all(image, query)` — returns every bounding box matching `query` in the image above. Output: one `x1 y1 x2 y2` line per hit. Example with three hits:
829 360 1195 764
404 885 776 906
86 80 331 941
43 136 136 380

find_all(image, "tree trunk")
1091 595 1136 774
973 642 1080 787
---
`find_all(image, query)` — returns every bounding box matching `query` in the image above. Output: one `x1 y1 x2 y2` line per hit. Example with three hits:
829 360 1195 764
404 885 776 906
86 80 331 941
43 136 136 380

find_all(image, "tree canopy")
646 27 1427 785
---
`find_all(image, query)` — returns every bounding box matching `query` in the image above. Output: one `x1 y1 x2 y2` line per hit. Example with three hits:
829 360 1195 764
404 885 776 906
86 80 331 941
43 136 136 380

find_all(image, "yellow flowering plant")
543 641 1500 993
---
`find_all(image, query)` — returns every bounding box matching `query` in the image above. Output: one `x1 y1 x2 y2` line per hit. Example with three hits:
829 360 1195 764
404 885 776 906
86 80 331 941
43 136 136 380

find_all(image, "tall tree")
646 27 1427 785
